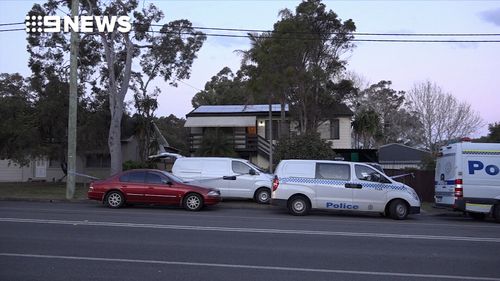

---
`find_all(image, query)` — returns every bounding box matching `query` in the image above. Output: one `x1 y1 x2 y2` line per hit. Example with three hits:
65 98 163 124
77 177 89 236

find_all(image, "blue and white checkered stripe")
463 150 500 155
281 177 407 192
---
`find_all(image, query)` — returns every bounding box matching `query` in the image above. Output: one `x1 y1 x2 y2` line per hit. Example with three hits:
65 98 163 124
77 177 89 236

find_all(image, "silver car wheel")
106 192 123 208
185 194 202 211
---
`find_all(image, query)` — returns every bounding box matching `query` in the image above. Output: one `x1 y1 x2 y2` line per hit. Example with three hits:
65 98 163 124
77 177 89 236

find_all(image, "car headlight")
208 190 220 196
408 188 420 201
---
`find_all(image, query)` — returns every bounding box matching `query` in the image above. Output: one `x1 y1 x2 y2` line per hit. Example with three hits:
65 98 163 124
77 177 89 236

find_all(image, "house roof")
379 143 431 162
329 103 354 116
187 103 353 117
187 104 288 117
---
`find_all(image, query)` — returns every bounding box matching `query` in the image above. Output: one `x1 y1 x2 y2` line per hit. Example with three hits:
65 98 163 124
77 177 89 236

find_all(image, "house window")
247 126 257 135
86 154 111 168
330 119 340 140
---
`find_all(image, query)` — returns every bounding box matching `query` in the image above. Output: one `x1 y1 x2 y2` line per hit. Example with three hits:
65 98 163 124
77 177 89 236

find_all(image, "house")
184 104 353 169
0 136 141 183
378 143 431 170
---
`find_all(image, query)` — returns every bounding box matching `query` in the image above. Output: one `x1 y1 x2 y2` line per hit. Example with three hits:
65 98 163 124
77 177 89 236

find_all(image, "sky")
1 0 499 137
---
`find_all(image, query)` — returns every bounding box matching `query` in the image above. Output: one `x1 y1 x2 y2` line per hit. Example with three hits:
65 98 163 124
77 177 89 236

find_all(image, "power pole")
268 98 273 173
66 0 79 199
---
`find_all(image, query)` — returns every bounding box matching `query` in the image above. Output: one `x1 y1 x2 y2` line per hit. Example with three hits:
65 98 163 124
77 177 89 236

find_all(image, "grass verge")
0 182 88 200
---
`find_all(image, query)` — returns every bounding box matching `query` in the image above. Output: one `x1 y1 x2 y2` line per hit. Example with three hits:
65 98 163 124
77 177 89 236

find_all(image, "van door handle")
223 176 237 180
345 183 362 189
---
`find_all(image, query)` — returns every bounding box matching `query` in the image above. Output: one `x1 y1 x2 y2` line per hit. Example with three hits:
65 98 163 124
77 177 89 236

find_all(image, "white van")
172 157 272 204
271 160 420 219
435 141 500 221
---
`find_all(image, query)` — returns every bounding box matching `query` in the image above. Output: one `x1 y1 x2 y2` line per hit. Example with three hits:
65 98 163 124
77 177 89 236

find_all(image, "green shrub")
274 133 336 163
122 160 156 171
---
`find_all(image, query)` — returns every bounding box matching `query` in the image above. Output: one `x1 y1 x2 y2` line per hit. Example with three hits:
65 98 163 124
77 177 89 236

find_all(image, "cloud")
480 7 500 26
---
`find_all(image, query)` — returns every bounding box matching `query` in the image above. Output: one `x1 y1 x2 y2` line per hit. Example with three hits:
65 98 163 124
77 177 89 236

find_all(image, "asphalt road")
0 200 499 281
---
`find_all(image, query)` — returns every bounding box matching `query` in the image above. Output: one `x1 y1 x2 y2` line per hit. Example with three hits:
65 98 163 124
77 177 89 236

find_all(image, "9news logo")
25 15 131 33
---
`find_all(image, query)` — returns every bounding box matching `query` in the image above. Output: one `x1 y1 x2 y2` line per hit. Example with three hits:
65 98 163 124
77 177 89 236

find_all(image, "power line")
185 25 500 37
146 30 500 43
3 21 500 37
3 22 500 42
177 80 202 92
0 22 24 27
0 28 26 32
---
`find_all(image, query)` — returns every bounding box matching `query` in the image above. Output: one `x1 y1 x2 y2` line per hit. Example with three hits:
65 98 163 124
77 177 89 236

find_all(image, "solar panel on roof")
193 104 288 113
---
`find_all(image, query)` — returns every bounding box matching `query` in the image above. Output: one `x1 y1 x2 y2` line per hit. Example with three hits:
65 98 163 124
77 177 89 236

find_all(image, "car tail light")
454 179 463 198
272 176 279 191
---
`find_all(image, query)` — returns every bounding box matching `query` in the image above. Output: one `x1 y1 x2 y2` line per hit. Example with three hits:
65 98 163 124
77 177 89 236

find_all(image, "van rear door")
435 150 457 207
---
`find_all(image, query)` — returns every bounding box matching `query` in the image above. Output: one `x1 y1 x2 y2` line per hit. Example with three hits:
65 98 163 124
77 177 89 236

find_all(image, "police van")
434 141 500 221
271 160 421 219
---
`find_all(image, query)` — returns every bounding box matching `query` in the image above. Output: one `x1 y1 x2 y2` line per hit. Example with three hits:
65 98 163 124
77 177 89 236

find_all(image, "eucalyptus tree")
27 0 206 174
0 73 38 165
191 67 263 107
243 0 356 134
355 80 424 147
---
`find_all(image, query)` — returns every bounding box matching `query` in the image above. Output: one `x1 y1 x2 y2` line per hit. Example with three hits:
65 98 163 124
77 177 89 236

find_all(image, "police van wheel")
388 199 408 220
288 196 310 216
494 205 500 223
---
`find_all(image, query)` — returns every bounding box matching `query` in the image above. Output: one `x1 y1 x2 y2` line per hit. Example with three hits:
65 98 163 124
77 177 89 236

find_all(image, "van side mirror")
249 169 257 176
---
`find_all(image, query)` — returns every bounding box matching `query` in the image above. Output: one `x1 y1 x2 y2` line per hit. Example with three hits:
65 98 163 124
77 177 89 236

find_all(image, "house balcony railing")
188 133 257 153
188 133 274 158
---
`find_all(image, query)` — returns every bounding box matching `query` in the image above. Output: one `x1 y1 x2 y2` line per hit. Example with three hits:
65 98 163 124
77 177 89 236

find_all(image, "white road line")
1 253 499 281
1 217 499 243
0 205 498 229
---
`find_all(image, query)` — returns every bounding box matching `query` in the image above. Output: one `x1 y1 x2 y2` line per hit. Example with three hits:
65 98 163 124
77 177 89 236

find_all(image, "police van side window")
355 165 390 183
315 163 350 181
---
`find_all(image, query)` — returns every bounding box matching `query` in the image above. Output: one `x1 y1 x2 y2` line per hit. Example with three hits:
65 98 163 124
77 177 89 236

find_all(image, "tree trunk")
102 32 134 175
108 111 123 175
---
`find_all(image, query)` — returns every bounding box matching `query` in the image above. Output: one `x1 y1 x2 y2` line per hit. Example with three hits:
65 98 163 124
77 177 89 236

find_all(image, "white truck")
434 141 500 222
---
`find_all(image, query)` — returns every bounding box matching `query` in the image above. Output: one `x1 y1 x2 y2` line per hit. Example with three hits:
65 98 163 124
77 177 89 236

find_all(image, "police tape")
390 173 414 179
67 171 100 180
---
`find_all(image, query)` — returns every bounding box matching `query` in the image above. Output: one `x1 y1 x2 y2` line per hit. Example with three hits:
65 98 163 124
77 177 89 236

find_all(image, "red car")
88 169 221 211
